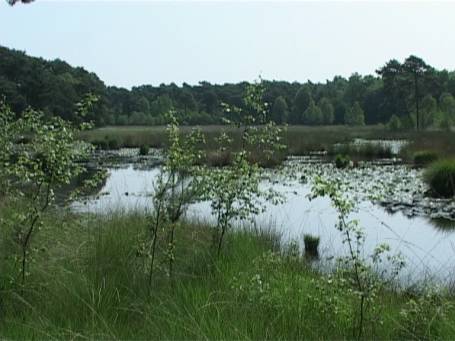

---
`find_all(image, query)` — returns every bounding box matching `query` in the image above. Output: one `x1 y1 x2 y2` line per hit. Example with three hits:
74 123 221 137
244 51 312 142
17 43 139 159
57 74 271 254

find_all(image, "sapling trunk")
217 224 227 257
21 181 52 287
168 223 176 278
148 207 161 288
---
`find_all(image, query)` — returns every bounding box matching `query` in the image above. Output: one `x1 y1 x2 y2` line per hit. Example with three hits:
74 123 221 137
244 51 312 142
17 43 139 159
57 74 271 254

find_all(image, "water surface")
73 161 455 285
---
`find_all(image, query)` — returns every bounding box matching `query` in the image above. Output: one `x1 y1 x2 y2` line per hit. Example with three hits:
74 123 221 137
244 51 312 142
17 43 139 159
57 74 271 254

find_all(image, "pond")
73 154 455 286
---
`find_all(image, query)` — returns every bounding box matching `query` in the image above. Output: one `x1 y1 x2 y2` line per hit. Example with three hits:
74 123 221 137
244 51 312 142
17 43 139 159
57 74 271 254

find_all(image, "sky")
1 1 454 89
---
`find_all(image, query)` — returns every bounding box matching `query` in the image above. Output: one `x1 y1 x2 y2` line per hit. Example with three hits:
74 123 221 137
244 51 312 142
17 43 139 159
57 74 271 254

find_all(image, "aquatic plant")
335 154 350 169
424 158 455 198
139 144 150 156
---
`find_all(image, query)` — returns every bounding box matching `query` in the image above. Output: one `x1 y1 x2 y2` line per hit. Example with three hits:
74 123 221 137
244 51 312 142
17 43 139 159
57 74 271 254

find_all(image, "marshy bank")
82 125 455 161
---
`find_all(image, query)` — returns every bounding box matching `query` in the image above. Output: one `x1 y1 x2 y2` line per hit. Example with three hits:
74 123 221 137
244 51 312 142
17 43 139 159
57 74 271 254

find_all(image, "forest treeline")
1 45 455 129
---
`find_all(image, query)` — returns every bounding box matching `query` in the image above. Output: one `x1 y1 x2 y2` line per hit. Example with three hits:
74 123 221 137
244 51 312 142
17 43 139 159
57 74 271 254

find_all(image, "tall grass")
424 158 455 198
1 205 455 339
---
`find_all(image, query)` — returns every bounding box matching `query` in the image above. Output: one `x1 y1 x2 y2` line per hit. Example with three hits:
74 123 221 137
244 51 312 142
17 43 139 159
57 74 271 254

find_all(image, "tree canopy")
1 45 454 128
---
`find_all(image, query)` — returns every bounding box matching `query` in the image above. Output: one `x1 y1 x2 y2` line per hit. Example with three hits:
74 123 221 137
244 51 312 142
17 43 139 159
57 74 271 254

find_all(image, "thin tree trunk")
217 224 227 257
21 181 52 287
168 224 175 278
148 207 161 288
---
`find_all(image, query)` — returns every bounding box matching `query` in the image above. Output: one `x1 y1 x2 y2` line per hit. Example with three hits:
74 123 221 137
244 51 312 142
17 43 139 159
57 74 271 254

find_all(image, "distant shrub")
303 234 320 258
388 114 402 131
401 115 416 130
139 144 150 156
335 154 350 169
424 159 455 197
438 114 452 131
413 151 439 166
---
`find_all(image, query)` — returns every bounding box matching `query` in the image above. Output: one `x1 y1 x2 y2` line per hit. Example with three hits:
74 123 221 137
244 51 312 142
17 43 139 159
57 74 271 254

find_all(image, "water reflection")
430 218 455 232
73 164 455 285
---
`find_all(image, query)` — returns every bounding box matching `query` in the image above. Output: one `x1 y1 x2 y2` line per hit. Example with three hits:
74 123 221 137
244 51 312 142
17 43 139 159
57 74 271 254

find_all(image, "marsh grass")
424 159 455 198
139 144 150 156
83 126 455 159
1 205 455 339
413 151 440 166
400 131 455 162
329 143 394 159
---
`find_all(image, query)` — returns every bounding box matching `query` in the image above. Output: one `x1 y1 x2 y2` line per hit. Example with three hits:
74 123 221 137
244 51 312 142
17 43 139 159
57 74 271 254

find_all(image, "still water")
73 161 455 285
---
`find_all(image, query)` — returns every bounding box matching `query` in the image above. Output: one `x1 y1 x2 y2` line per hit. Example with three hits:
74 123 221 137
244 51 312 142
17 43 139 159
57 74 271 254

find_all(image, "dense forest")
1 45 455 128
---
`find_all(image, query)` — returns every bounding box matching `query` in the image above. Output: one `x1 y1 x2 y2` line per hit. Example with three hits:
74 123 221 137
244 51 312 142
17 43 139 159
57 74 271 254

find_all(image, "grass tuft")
424 158 455 198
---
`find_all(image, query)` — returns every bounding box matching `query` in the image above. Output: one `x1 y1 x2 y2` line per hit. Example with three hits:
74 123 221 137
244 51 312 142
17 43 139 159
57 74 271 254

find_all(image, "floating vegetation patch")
277 157 455 221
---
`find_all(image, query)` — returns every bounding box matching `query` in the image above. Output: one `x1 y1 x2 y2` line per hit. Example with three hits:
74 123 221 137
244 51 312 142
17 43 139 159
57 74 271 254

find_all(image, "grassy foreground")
1 204 455 340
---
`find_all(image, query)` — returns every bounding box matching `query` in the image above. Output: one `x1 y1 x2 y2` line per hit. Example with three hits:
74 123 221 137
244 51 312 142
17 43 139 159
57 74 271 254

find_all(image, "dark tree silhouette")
0 44 453 128
6 0 34 5
402 55 432 130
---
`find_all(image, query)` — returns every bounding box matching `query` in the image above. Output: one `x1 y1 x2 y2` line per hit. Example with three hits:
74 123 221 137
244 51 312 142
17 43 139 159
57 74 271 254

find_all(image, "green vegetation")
139 144 150 156
401 131 455 162
1 207 455 340
200 81 285 255
146 112 205 280
329 142 393 160
413 151 440 166
0 96 101 287
2 46 455 129
344 101 365 126
388 114 402 131
2 70 455 340
335 154 351 169
82 125 455 167
424 159 455 198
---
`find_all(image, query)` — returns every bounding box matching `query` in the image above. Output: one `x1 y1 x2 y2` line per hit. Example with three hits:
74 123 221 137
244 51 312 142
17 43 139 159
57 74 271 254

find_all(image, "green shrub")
388 114 402 131
139 144 150 156
413 151 439 166
303 234 320 258
335 154 350 169
424 159 455 197
399 290 452 341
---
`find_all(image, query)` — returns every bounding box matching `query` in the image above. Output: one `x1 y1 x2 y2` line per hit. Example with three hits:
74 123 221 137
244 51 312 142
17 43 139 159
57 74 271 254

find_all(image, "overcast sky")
1 1 454 88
